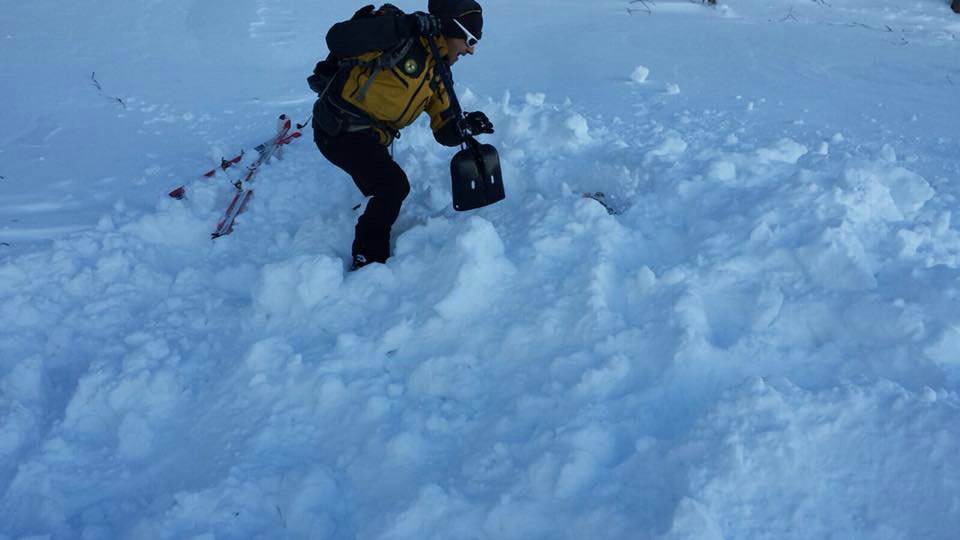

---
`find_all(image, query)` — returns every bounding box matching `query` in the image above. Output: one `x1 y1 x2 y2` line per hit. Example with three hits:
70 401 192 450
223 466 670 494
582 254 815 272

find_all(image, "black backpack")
308 4 412 98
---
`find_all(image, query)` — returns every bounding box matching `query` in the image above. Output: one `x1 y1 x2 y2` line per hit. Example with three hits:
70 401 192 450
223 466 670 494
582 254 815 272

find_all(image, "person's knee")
376 167 410 201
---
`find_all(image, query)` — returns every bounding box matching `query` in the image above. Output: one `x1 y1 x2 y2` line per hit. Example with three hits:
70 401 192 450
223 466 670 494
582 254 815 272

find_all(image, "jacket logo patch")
403 58 419 75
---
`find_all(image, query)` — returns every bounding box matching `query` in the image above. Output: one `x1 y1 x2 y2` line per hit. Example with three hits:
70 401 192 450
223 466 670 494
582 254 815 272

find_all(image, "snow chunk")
380 485 479 539
254 255 343 317
925 327 960 369
122 208 209 246
387 431 428 466
840 163 934 223
555 426 616 498
880 143 897 162
565 113 593 146
525 92 546 107
0 405 38 460
799 226 876 291
843 297 924 345
573 355 630 397
662 498 725 540
498 92 596 154
409 354 481 401
646 133 688 161
1 355 45 404
630 65 650 83
755 138 808 164
243 338 297 374
434 217 515 320
117 412 155 459
282 468 339 535
707 160 737 182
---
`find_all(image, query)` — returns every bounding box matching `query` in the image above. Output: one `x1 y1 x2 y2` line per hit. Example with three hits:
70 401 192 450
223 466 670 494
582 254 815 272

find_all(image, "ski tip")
169 187 186 199
211 225 232 239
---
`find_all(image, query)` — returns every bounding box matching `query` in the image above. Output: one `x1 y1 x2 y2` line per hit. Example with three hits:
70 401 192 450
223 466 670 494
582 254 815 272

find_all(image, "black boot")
349 253 369 272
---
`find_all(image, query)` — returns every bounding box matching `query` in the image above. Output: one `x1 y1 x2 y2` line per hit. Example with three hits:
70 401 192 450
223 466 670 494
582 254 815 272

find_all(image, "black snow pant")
315 128 410 264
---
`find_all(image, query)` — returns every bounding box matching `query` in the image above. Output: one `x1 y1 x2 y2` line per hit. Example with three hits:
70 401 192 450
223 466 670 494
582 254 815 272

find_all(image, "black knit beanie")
428 0 483 41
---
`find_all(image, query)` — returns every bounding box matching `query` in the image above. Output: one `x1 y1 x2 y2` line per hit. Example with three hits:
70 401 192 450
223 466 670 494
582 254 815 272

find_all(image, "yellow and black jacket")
316 7 462 147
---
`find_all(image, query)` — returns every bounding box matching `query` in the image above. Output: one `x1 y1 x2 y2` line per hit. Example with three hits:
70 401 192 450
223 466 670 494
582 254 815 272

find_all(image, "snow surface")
2 0 960 538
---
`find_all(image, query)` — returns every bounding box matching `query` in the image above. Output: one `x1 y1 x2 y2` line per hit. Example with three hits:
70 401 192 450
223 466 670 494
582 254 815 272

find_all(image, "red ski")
168 153 244 200
168 115 301 200
210 114 301 239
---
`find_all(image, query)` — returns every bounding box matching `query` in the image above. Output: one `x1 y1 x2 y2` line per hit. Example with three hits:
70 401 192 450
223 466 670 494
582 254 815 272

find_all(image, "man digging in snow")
310 0 494 270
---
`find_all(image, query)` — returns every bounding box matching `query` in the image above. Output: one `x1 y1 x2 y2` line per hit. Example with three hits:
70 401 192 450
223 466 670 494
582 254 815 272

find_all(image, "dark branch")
90 71 127 109
627 0 653 15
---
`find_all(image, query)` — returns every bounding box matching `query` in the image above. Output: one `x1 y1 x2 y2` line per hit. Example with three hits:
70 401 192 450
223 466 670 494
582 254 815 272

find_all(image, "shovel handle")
426 36 467 137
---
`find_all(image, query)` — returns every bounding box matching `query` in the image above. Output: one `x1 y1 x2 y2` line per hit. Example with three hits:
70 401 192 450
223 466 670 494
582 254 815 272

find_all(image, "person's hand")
407 12 442 37
463 111 494 135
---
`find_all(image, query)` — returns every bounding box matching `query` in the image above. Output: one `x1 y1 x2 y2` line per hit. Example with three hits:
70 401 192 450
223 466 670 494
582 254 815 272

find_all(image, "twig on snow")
782 7 798 22
844 21 908 44
90 72 127 109
627 0 654 15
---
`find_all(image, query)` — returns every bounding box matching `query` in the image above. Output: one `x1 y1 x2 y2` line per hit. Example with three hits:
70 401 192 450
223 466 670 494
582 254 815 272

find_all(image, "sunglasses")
453 18 480 47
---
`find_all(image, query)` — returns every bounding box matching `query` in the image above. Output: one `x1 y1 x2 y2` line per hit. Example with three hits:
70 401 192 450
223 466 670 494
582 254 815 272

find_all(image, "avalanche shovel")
450 135 505 211
427 36 506 211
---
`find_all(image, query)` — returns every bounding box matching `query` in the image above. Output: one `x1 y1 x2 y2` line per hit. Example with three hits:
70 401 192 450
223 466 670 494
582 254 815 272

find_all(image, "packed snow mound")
2 0 960 538
665 378 960 539
254 255 344 316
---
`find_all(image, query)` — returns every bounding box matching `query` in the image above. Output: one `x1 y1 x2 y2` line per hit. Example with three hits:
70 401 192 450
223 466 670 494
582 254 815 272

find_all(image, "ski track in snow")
249 0 299 48
2 0 960 538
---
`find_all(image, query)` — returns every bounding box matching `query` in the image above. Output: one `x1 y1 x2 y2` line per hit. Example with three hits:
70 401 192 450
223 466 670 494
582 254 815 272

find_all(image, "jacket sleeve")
326 15 413 57
427 78 464 147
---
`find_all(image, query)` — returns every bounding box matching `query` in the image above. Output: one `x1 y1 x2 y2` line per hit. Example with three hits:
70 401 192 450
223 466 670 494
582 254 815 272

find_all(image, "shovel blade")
450 143 506 211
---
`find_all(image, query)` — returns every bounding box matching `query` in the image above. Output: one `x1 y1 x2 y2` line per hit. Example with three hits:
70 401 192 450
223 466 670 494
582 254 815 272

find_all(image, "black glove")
463 111 494 135
407 11 442 37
